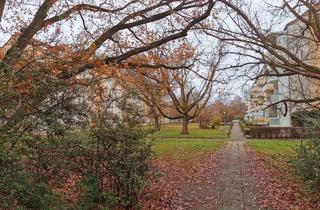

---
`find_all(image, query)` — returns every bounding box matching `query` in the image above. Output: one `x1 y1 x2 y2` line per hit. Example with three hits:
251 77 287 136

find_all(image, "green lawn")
150 123 230 139
153 139 225 160
248 139 304 160
147 123 229 160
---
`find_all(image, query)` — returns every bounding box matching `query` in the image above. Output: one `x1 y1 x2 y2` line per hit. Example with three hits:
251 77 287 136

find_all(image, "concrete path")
181 123 262 210
213 123 260 210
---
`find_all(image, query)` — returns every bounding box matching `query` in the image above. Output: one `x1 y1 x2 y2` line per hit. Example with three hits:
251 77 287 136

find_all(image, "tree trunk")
153 111 160 130
181 114 189 135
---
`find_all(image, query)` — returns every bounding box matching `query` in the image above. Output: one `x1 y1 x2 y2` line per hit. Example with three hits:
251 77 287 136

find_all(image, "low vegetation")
248 140 302 160
153 139 224 160
249 134 320 193
248 139 319 209
249 121 320 193
240 121 251 136
151 123 230 139
290 121 320 192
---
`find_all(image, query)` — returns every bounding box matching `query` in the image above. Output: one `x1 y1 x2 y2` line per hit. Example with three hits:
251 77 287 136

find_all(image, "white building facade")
245 11 320 127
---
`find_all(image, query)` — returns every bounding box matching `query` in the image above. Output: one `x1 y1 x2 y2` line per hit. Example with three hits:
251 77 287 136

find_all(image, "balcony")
252 117 269 125
258 98 265 105
265 83 274 94
256 77 267 86
251 86 260 93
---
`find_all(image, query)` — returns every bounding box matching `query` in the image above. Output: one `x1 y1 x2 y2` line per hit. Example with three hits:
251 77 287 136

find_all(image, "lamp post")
224 111 227 126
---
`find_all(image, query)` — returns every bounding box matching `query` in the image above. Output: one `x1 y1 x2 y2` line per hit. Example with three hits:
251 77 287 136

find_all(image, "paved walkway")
213 123 260 210
181 123 262 210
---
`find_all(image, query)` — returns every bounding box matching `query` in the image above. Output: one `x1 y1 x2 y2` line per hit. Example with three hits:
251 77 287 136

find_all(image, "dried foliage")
141 152 221 209
248 150 320 209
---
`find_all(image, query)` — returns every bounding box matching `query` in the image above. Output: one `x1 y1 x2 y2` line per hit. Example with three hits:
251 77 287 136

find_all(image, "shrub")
78 112 153 210
290 118 320 192
103 124 152 209
197 107 214 129
0 146 66 210
211 116 221 129
0 73 152 209
250 127 304 138
239 121 251 136
292 110 320 127
76 173 119 210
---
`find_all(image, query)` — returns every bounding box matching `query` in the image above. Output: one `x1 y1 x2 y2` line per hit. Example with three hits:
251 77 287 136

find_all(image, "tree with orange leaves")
115 66 165 130
153 41 222 134
0 1 220 208
0 0 216 137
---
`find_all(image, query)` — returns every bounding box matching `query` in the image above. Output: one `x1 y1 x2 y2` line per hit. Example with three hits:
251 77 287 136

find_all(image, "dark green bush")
290 118 320 192
0 67 152 209
239 121 251 136
0 146 66 210
74 99 153 210
84 118 152 209
292 110 320 127
76 173 119 210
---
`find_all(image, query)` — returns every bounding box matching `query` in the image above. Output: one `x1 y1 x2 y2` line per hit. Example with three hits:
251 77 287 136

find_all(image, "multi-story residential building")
245 73 268 125
245 8 320 127
245 66 293 127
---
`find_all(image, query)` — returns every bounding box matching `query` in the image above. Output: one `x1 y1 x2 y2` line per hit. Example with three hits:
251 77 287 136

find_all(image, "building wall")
245 12 320 127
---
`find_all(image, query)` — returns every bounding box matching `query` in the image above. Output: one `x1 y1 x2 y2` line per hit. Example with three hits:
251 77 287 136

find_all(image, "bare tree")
0 0 5 22
207 0 320 109
197 105 214 129
115 66 165 130
160 69 215 134
155 42 221 134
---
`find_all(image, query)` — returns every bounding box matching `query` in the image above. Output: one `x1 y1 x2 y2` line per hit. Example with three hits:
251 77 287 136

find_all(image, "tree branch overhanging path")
0 0 217 135
0 0 216 77
1 0 320 209
0 0 5 22
211 0 320 108
2 0 320 109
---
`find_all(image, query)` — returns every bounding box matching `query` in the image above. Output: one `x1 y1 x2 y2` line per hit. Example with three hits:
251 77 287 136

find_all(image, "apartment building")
245 8 320 127
245 66 292 127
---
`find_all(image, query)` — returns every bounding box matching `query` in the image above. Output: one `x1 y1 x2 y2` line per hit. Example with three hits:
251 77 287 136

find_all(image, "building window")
268 105 278 118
